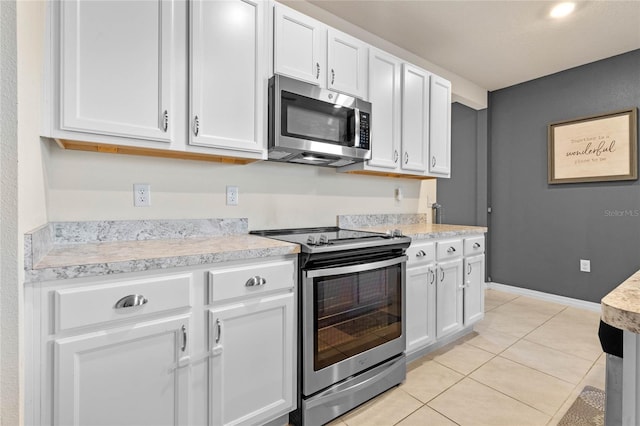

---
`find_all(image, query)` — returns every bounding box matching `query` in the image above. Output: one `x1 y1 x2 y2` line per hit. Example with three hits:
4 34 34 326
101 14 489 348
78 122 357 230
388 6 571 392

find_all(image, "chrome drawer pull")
181 325 187 352
473 242 481 249
215 319 222 344
245 276 267 287
115 294 148 309
446 247 456 254
416 250 426 258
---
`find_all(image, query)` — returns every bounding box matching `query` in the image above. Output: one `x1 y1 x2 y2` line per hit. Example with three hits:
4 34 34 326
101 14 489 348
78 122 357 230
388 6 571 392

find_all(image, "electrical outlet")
580 259 591 273
226 186 239 206
395 187 403 201
133 183 151 207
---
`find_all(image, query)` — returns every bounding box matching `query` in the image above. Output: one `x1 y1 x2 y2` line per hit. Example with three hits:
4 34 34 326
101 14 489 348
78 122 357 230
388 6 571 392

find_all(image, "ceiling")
307 0 640 91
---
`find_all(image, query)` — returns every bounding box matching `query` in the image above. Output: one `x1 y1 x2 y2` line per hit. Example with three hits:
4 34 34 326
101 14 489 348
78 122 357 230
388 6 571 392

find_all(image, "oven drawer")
464 235 485 255
209 260 295 304
54 273 192 332
436 239 463 261
406 241 435 266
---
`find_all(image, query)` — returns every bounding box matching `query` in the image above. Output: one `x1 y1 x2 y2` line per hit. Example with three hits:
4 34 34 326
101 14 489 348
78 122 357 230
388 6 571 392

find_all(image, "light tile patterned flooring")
328 289 605 426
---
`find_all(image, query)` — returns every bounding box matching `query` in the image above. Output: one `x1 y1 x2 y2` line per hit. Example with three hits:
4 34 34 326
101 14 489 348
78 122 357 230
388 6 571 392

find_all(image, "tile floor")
328 288 605 426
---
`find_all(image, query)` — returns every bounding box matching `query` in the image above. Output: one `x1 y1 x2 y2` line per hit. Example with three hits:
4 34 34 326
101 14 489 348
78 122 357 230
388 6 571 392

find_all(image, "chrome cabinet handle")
193 115 200 136
429 269 435 285
404 152 409 164
115 294 148 309
447 247 456 254
162 110 168 132
467 264 472 275
331 69 335 85
394 150 399 163
432 156 436 167
316 62 320 79
245 276 267 287
473 242 481 249
440 267 445 282
215 319 222 344
181 325 187 352
416 250 426 258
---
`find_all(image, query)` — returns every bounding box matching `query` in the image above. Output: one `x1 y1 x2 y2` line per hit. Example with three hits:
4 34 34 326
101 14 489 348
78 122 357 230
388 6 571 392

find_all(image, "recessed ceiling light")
550 2 576 18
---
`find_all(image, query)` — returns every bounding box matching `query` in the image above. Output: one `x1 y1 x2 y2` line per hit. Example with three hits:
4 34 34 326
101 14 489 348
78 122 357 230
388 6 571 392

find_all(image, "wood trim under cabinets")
54 139 259 164
343 169 437 180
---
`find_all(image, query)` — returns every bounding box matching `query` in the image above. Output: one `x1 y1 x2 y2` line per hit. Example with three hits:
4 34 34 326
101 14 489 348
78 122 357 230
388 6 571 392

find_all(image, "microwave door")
281 91 354 147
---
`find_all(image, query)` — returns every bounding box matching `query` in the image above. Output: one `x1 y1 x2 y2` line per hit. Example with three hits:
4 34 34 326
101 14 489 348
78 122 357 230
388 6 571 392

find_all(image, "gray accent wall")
489 49 640 303
438 103 488 226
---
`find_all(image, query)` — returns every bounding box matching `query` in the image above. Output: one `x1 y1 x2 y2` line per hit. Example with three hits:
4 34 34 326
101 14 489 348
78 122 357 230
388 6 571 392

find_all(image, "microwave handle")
305 256 407 279
354 108 361 147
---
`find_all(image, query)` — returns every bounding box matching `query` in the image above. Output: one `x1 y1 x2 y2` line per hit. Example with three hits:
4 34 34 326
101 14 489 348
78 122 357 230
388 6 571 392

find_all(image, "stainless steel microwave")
268 74 371 167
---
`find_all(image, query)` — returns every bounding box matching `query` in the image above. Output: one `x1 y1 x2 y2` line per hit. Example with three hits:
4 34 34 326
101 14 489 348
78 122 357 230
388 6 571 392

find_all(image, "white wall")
46 147 436 229
1 0 20 424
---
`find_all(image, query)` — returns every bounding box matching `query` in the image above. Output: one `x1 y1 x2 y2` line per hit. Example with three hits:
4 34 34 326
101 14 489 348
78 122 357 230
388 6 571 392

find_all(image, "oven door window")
281 91 355 147
313 264 402 371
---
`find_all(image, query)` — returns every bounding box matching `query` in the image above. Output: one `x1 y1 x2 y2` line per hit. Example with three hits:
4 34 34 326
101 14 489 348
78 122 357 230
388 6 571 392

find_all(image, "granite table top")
602 269 640 334
348 223 488 240
24 219 300 283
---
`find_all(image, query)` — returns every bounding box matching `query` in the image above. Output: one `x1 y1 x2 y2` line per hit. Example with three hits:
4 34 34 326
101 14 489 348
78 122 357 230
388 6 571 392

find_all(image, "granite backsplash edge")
24 218 249 271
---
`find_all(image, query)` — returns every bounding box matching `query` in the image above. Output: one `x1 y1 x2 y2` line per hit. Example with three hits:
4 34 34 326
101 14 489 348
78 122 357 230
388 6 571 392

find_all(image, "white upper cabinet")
59 0 175 143
190 0 266 154
273 3 324 85
365 49 402 170
327 28 368 99
273 3 367 99
401 64 430 173
429 75 452 176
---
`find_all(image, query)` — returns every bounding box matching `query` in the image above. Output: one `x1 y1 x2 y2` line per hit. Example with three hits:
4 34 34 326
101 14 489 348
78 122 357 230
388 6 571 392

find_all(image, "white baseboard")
486 282 601 313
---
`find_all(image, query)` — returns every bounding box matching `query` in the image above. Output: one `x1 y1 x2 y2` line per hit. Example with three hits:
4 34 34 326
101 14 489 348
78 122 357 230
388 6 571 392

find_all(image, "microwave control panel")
359 112 370 149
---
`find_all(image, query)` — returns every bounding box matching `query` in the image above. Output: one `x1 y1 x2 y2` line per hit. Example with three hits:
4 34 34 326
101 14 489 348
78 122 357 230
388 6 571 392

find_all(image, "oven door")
302 256 406 396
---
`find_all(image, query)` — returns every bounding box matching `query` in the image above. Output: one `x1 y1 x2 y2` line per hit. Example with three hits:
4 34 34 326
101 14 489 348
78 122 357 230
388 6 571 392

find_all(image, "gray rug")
558 386 605 426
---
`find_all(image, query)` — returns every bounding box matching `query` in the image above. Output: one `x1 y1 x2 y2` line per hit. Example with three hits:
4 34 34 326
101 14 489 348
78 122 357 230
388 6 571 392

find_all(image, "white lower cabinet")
406 265 436 353
464 254 485 325
435 259 464 338
27 256 297 426
209 292 295 426
405 235 485 357
54 315 191 426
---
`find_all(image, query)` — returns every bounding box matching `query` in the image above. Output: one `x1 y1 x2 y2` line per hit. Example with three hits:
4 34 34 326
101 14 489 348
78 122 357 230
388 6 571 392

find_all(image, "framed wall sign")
548 108 638 184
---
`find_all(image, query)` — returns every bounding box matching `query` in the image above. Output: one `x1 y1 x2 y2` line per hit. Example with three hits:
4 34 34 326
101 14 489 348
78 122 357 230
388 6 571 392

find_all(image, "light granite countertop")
24 219 299 283
602 269 640 334
348 223 488 240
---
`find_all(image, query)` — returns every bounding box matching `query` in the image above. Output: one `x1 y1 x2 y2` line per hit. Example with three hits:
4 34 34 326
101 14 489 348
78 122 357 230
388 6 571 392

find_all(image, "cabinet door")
429 75 452 176
401 64 430 173
406 266 436 354
190 0 266 153
436 259 463 339
60 0 174 142
327 28 368 99
367 49 401 170
464 255 485 325
54 316 190 426
209 292 294 426
273 3 324 85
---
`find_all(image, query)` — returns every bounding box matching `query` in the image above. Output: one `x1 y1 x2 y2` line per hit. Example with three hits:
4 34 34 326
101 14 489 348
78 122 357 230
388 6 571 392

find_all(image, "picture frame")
548 108 638 184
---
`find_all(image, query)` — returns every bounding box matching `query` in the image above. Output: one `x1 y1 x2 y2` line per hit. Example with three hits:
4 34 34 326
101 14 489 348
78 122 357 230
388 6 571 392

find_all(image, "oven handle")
304 255 407 279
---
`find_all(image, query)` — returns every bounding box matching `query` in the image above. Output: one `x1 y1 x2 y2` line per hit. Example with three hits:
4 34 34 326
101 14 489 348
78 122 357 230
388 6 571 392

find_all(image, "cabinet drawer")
436 239 463 261
209 260 295 304
406 241 435 266
464 235 485 255
54 274 192 332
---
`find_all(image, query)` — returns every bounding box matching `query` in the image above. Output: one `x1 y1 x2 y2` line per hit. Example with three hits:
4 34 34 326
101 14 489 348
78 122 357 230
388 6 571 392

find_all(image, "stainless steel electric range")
250 227 411 425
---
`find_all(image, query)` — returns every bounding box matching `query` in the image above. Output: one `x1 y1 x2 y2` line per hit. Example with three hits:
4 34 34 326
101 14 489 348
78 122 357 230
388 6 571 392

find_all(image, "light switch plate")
580 259 591 273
